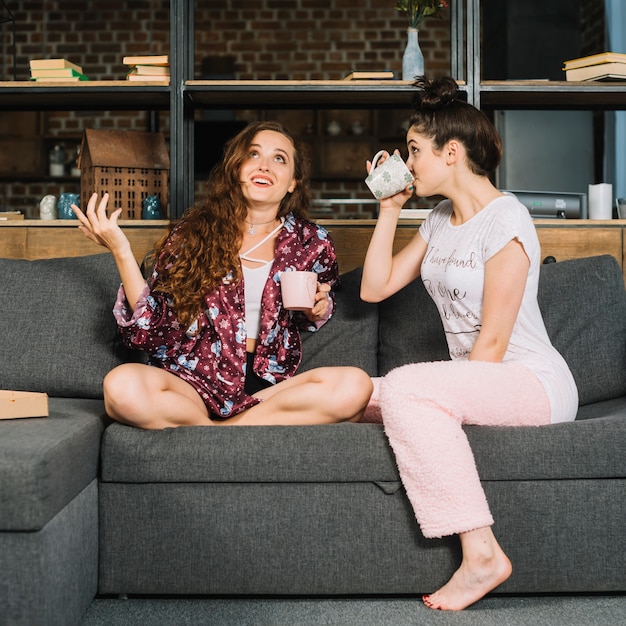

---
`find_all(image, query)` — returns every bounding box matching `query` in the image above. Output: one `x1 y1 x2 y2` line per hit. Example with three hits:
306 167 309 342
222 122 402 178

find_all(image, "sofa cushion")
378 275 449 375
100 422 399 484
300 267 378 376
0 254 138 398
467 415 626 480
100 413 625 485
538 255 626 406
0 398 106 530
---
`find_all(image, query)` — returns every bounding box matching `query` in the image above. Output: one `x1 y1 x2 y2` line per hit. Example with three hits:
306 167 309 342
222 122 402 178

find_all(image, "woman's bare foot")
422 527 512 611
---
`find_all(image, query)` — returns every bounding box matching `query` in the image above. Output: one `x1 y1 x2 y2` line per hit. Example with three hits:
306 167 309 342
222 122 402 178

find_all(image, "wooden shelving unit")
1 0 626 268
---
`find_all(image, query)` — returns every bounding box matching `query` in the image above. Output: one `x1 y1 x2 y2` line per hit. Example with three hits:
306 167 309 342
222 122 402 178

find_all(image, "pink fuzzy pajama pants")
373 360 551 539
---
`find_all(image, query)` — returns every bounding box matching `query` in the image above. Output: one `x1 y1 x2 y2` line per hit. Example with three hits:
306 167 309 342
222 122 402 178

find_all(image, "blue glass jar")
142 195 162 220
57 193 80 219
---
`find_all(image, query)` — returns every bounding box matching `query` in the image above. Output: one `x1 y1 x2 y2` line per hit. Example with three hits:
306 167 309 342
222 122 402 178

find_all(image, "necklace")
245 217 277 236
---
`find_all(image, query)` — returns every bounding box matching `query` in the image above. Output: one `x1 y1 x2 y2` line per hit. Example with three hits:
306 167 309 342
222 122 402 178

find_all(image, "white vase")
402 28 424 81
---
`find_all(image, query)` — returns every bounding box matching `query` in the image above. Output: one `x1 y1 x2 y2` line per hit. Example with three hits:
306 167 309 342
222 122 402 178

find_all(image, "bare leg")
223 366 373 425
104 364 371 429
423 526 512 611
103 363 213 429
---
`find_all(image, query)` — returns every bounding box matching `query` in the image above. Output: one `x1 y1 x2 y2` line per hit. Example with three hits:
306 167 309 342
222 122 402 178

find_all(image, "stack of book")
29 58 88 82
123 55 170 82
563 52 626 82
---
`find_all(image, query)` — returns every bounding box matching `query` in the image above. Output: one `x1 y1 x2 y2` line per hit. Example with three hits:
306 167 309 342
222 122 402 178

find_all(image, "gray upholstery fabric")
0 398 106 530
300 267 378 376
485 478 625 593
101 414 625 486
378 275 449 375
466 416 626 480
98 477 626 595
98 481 455 595
101 422 399 483
538 255 626 405
576 395 626 420
0 480 98 626
0 254 138 398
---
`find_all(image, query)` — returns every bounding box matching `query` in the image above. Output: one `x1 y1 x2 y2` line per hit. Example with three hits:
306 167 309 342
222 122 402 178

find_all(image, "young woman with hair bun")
361 76 577 610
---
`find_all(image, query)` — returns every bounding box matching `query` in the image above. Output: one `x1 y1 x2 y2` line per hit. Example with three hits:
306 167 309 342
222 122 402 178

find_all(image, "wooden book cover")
31 76 87 82
29 58 83 73
342 70 395 80
122 54 169 66
563 52 626 71
126 73 170 82
30 67 86 78
565 62 626 81
127 65 171 76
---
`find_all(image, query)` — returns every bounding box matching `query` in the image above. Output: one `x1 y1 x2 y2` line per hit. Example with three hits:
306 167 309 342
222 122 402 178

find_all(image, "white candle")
588 183 613 220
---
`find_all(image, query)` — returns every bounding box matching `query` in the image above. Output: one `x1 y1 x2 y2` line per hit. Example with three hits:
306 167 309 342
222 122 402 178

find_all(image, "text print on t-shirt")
422 246 481 355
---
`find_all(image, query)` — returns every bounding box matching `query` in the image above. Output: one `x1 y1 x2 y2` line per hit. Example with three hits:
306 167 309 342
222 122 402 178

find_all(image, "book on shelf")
30 68 89 80
563 51 626 71
565 61 626 82
342 70 395 80
126 73 170 82
29 58 83 73
31 76 87 82
122 54 169 66
127 64 170 76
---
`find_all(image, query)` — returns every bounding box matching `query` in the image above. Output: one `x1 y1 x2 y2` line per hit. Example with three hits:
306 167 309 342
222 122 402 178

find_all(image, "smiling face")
239 130 297 211
405 128 450 198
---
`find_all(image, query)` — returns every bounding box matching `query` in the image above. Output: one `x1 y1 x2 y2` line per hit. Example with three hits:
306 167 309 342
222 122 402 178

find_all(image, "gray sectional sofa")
1 252 625 625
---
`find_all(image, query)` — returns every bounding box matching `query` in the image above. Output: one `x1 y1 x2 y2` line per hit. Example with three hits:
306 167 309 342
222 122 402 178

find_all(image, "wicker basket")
78 128 169 219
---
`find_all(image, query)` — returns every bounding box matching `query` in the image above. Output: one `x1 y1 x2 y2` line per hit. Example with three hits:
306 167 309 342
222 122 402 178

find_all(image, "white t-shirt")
418 195 578 424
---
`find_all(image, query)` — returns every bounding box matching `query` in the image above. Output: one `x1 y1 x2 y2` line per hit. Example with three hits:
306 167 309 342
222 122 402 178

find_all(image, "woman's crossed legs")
103 362 372 429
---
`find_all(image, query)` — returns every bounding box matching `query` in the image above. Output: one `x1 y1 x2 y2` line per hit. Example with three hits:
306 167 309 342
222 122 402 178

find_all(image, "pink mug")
281 271 318 311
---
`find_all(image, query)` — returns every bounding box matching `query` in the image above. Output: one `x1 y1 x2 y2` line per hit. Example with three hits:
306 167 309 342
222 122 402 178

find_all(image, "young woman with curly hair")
73 121 372 429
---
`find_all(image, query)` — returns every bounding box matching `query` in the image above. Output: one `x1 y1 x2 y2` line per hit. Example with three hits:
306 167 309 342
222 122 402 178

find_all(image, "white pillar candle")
588 183 613 220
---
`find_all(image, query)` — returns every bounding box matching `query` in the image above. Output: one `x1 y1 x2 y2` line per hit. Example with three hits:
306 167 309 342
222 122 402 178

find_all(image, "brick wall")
196 0 451 80
0 1 451 217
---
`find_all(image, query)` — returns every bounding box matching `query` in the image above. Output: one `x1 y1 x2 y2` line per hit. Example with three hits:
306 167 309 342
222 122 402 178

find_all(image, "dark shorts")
244 352 274 396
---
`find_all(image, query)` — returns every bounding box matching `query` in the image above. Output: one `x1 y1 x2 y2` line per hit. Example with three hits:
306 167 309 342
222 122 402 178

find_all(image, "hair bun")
412 75 460 111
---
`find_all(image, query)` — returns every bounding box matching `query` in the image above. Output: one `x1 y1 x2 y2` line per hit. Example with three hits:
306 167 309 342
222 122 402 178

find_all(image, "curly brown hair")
150 120 312 328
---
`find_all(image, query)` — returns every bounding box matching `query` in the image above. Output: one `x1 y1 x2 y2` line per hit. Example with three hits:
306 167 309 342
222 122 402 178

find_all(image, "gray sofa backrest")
538 255 626 405
2 252 624 408
0 254 138 398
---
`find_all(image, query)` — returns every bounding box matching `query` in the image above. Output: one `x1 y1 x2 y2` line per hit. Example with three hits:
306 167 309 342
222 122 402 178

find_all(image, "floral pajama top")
113 213 339 419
